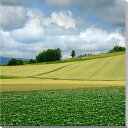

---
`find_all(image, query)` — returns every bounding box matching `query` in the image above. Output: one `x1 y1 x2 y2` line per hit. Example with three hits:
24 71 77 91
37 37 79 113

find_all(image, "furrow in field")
87 56 116 79
33 63 74 77
1 62 75 77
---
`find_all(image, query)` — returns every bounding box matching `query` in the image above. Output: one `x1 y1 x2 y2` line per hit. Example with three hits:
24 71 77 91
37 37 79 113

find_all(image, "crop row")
1 87 125 126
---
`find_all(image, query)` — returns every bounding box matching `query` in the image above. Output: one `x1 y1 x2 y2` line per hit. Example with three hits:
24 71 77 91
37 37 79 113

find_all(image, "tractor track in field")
87 57 117 79
31 63 75 77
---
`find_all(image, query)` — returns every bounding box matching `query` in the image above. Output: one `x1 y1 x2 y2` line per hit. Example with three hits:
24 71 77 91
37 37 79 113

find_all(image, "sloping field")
0 54 125 92
38 55 125 81
1 53 125 126
1 54 125 81
0 62 72 77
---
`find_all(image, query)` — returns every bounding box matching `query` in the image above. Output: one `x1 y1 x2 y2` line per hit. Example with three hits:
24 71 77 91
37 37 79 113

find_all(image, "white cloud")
0 27 125 58
27 8 44 19
78 27 125 51
0 5 27 30
10 18 44 43
0 4 76 31
0 5 125 59
0 30 21 49
27 9 76 29
41 11 76 29
0 29 45 58
51 11 75 29
9 9 76 43
43 0 125 25
27 8 52 26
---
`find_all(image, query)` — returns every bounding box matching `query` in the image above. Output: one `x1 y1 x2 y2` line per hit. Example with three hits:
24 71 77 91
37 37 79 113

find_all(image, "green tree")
71 50 76 58
36 48 62 62
56 48 62 60
109 46 125 53
28 59 36 64
8 59 23 66
17 60 23 65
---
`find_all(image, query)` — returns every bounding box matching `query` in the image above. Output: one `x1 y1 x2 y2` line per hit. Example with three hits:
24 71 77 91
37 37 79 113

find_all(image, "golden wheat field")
1 54 125 80
0 54 125 92
1 78 125 92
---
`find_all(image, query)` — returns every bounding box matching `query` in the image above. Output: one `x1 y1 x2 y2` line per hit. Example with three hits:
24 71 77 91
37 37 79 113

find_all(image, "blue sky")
0 0 125 59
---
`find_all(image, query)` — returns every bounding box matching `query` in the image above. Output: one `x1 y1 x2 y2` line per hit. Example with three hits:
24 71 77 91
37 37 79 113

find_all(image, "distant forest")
7 46 125 65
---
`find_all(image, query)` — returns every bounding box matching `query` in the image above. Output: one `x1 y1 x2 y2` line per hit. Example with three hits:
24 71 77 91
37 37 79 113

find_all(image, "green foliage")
8 59 23 66
71 50 76 58
109 46 125 53
28 59 36 64
77 53 94 58
1 87 125 126
36 48 62 62
0 75 17 79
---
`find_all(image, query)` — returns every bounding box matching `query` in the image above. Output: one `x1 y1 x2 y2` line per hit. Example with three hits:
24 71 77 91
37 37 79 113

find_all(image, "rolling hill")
0 52 125 92
1 53 125 81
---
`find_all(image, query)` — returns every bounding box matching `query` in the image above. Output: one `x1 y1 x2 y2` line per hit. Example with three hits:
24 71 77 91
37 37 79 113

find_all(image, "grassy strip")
0 75 18 79
0 75 125 81
33 77 125 81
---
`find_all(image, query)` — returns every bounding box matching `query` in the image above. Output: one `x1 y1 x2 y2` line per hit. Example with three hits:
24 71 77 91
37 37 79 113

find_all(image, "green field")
1 87 125 126
0 52 126 126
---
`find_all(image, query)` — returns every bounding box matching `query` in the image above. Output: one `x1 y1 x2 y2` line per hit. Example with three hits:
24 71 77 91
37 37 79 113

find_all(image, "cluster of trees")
28 59 36 64
7 49 73 65
109 46 125 53
8 59 23 66
36 48 62 62
7 49 62 65
8 59 36 66
77 53 95 58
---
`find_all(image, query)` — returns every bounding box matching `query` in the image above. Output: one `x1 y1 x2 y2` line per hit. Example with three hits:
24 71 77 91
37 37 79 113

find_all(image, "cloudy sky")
0 0 125 59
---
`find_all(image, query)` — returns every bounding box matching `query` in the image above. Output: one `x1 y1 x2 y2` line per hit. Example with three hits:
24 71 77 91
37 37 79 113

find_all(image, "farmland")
1 53 125 81
0 52 126 126
1 53 125 92
1 78 125 92
1 87 125 126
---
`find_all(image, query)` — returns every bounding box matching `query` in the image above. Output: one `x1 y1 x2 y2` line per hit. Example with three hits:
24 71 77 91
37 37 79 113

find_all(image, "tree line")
109 46 125 53
7 49 76 65
7 45 125 65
